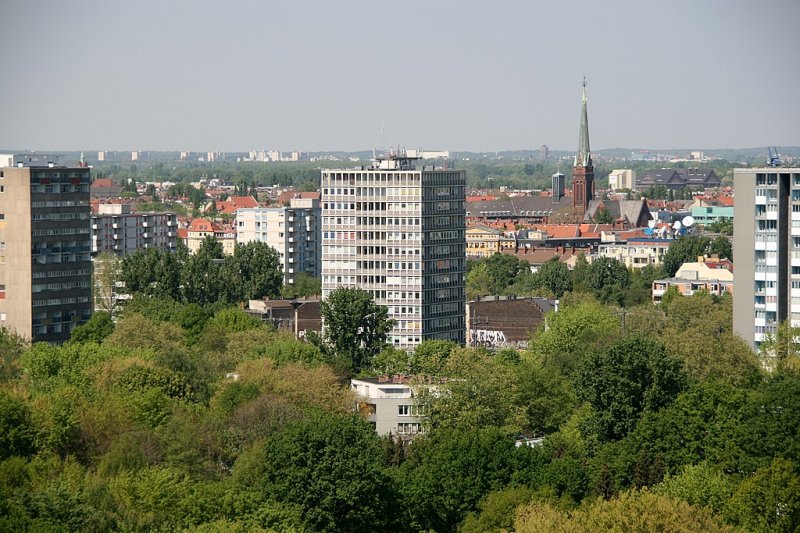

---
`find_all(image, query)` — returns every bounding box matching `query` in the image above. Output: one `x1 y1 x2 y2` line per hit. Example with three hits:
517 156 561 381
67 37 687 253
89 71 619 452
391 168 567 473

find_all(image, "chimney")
378 375 389 383
392 374 401 383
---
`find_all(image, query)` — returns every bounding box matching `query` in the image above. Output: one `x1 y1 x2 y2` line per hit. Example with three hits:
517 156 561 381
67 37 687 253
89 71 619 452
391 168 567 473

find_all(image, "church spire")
575 77 592 168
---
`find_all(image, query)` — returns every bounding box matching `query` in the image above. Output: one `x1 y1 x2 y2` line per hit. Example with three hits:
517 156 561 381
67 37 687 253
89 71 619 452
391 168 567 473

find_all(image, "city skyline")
2 0 799 152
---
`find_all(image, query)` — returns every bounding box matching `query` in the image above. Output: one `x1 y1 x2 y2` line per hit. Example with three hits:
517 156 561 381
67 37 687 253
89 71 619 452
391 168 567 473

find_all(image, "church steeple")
575 77 592 168
572 78 594 216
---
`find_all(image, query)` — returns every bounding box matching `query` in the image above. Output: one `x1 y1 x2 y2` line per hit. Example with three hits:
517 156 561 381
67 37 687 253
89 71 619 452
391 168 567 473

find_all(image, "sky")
1 0 799 153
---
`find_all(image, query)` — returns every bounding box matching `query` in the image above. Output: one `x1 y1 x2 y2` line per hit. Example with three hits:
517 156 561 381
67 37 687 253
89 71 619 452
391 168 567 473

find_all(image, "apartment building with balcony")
91 203 177 256
733 167 800 350
0 160 92 342
236 196 321 284
321 154 466 350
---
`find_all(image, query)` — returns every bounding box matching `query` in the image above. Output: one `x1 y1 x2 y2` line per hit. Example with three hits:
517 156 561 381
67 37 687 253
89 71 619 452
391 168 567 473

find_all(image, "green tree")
594 206 614 224
280 272 321 299
0 391 36 459
709 235 732 261
68 311 114 344
466 262 494 300
533 257 573 298
234 412 396 533
318 288 394 373
399 427 517 532
182 237 224 305
93 252 122 315
514 489 733 532
527 296 621 377
662 235 710 277
0 327 27 382
586 257 630 305
707 217 733 236
222 241 283 302
121 247 183 301
571 253 590 293
654 463 735 516
410 339 457 376
725 457 800 533
484 253 530 291
577 336 687 441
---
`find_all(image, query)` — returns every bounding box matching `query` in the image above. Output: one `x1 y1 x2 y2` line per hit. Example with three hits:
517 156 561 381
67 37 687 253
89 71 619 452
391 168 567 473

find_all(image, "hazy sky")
2 0 798 152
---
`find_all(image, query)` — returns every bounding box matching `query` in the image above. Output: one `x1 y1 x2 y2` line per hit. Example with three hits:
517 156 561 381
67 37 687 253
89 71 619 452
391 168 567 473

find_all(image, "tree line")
1 288 799 531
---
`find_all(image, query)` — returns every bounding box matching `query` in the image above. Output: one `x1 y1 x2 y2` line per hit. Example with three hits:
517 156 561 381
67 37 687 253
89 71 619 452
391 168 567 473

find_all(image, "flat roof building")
733 167 800 351
321 153 466 350
0 162 92 343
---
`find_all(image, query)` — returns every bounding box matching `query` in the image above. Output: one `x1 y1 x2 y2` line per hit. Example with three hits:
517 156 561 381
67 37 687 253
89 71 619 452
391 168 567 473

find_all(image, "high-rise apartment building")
92 203 177 256
236 196 321 284
321 154 466 349
733 167 800 351
0 161 92 343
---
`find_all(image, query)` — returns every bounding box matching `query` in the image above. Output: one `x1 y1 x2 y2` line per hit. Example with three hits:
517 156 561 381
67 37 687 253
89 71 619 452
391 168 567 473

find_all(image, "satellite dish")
682 215 695 227
648 220 656 228
673 221 682 230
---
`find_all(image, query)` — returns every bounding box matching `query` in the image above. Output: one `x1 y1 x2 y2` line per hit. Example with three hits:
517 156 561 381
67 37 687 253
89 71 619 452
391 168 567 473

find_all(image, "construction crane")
768 146 781 167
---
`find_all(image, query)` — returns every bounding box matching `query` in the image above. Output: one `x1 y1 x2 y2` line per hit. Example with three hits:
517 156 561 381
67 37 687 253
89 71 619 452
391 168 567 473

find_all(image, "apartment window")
398 404 412 416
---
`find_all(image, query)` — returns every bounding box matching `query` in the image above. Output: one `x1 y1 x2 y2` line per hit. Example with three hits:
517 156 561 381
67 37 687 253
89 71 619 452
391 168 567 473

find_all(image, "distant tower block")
552 171 565 202
540 144 549 160
572 78 594 215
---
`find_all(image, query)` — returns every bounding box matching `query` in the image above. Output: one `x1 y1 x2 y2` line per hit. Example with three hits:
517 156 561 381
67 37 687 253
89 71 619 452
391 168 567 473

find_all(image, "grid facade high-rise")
733 167 800 351
321 155 466 349
0 164 92 343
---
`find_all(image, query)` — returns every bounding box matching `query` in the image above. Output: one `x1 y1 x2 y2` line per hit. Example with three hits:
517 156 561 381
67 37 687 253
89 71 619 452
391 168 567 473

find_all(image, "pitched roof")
276 190 321 204
216 196 259 214
465 194 574 217
584 199 650 227
501 246 589 266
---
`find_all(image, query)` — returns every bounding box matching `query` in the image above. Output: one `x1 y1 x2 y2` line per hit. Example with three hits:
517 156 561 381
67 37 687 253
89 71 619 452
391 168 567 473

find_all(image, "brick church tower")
572 78 594 215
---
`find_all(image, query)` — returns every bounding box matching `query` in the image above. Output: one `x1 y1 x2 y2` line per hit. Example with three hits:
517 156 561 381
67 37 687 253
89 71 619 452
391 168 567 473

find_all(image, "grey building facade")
0 164 92 343
733 167 800 351
92 203 177 256
321 155 466 350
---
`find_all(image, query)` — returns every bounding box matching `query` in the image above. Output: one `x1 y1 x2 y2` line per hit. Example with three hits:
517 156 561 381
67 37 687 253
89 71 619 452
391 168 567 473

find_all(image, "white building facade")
236 197 321 284
321 155 466 349
351 377 428 436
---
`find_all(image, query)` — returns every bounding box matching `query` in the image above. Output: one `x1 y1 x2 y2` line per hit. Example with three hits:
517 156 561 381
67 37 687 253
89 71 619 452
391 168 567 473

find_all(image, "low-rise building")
598 238 671 269
351 376 428 436
467 295 556 348
186 218 236 254
246 297 321 338
652 259 734 303
466 224 515 258
690 204 733 226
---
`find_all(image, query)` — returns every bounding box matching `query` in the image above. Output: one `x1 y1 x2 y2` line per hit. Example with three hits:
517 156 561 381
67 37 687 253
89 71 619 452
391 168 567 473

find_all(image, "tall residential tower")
321 154 466 349
0 158 92 342
733 167 800 351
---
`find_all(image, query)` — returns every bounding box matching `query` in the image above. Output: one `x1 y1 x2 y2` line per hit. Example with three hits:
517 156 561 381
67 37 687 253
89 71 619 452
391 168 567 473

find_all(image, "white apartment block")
91 203 177 256
608 169 636 191
351 376 429 436
733 167 800 350
597 238 671 268
236 197 321 284
321 155 466 350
